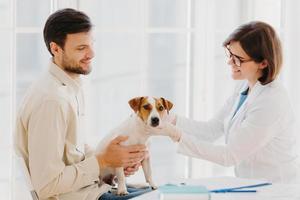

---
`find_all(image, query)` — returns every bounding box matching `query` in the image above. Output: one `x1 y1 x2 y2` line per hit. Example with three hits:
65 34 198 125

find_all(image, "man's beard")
61 54 92 75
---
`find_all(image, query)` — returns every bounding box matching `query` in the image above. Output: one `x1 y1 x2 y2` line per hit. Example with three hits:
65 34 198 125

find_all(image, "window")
0 0 12 199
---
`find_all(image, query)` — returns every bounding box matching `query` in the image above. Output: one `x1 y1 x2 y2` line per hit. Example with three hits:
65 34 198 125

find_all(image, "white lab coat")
176 79 300 183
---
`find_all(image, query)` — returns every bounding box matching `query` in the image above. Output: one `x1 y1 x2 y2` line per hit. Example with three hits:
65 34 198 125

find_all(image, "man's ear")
259 59 268 69
161 97 173 114
128 97 144 113
50 42 61 56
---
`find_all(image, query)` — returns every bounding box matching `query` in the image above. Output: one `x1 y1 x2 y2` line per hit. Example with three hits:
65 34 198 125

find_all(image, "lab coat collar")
225 79 280 143
245 79 280 104
231 79 279 121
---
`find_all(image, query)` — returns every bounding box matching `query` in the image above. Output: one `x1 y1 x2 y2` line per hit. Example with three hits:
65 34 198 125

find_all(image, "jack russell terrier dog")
96 96 173 195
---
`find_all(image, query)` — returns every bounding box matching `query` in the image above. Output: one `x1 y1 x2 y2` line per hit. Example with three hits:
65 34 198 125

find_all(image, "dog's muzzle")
151 117 160 127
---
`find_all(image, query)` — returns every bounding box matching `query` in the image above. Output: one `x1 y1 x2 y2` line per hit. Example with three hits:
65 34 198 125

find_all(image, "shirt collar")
48 59 82 94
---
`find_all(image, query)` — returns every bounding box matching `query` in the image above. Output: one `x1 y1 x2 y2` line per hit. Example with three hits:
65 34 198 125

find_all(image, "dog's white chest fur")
96 114 150 152
95 114 157 195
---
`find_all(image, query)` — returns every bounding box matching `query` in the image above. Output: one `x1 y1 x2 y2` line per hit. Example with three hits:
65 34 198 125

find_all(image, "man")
15 8 149 200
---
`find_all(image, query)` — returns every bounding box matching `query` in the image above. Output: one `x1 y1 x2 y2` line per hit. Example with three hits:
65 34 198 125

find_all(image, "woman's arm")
176 90 238 142
177 96 285 166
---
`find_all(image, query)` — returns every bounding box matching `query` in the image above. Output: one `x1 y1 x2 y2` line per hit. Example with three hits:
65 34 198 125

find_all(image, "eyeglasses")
224 46 253 67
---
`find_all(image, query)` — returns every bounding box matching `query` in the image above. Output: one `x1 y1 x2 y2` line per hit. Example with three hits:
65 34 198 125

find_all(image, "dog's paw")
150 185 158 190
117 190 129 196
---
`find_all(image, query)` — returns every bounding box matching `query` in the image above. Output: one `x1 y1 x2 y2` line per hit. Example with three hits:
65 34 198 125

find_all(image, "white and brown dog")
96 96 173 195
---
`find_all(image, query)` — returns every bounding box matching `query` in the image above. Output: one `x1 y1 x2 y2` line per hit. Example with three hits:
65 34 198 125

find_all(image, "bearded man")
14 8 149 200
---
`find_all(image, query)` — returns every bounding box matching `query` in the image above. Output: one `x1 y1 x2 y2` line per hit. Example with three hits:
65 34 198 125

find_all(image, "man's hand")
124 163 140 177
96 135 147 169
123 150 149 177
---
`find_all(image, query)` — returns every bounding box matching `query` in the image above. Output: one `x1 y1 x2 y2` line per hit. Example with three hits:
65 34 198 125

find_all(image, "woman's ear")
259 59 268 69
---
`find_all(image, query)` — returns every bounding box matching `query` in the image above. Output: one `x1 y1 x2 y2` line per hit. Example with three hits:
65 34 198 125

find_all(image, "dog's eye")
143 104 151 110
158 106 164 111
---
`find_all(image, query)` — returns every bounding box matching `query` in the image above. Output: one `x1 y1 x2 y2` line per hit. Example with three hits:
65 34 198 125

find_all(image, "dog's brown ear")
161 97 173 113
128 97 144 113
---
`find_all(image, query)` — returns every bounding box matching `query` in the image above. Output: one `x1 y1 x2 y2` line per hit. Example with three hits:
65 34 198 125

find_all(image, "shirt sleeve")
27 99 100 199
177 98 283 167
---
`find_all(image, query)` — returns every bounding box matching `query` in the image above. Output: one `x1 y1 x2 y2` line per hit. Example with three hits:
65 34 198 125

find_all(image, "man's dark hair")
43 8 92 56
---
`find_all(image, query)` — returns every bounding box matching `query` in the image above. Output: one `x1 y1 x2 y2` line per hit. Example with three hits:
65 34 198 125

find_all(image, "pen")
229 182 272 190
212 189 257 193
210 182 272 193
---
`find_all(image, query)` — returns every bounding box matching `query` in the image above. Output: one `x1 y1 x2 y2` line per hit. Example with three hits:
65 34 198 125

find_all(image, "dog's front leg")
141 157 157 190
115 167 128 195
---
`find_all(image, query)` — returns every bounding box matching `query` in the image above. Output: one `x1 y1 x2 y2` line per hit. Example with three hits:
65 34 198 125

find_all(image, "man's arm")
28 100 147 198
28 100 99 198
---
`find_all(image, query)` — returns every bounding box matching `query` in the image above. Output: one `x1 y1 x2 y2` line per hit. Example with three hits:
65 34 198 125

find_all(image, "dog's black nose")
151 117 160 127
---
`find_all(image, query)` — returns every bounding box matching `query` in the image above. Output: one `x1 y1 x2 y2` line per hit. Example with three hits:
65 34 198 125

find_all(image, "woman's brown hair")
223 21 282 85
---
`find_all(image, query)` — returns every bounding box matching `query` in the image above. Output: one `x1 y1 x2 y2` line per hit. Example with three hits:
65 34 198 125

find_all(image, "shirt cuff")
177 132 188 154
176 133 201 159
79 156 100 185
176 115 188 130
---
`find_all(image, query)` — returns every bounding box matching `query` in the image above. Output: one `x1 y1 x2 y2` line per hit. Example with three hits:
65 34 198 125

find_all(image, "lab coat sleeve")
176 91 237 142
177 97 284 167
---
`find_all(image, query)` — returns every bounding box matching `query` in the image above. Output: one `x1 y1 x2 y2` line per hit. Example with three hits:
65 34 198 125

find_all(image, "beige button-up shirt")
14 61 111 200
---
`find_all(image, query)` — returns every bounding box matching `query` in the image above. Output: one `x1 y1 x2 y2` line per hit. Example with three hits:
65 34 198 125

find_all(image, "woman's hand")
149 122 182 142
162 113 177 125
